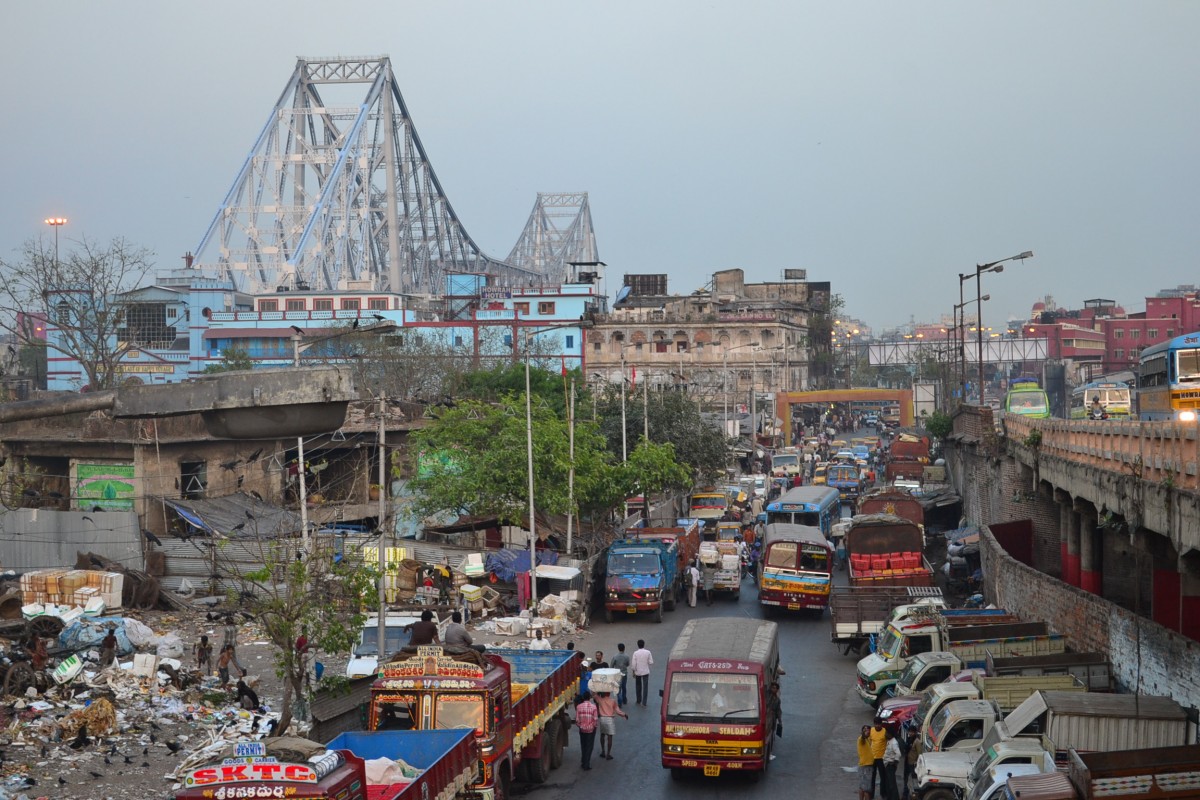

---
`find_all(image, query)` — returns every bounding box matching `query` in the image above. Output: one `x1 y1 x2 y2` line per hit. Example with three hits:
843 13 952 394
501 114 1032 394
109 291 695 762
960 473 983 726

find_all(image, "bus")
1138 333 1200 421
1004 377 1051 419
763 485 841 536
1069 381 1133 419
661 617 781 780
757 523 834 615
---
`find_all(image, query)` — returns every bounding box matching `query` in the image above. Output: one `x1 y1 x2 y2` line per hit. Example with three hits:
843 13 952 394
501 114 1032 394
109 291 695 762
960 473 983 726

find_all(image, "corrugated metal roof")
669 617 778 665
163 493 301 537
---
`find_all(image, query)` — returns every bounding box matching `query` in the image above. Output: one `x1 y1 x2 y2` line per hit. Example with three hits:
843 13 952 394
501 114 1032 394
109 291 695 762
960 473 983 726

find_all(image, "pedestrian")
223 616 238 651
869 718 889 796
592 651 608 670
595 691 627 759
217 644 245 689
702 563 715 606
529 629 551 650
882 730 901 800
631 639 653 706
404 609 440 645
444 611 473 647
610 643 631 707
194 634 213 674
30 636 48 671
236 678 263 712
857 725 876 800
686 562 700 608
574 690 598 770
901 727 920 800
99 628 118 668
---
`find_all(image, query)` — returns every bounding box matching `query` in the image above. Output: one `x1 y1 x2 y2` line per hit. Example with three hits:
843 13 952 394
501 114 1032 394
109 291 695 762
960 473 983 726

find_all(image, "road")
523 563 872 798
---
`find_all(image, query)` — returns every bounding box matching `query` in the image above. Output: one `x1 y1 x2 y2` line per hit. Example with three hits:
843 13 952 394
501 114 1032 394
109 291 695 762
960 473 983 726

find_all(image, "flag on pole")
560 354 567 377
631 365 637 389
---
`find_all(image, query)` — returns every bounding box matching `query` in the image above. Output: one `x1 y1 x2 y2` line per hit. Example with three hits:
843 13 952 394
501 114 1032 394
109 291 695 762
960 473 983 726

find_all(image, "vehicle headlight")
666 744 683 753
1181 410 1197 422
741 746 763 755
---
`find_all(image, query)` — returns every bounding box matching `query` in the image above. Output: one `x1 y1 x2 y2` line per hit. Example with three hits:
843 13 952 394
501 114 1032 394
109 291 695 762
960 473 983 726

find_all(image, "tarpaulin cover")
485 548 559 583
163 492 302 538
58 616 134 655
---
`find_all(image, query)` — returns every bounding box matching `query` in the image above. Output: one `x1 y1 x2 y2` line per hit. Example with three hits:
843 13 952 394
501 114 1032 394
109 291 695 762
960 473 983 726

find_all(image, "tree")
202 347 254 373
222 536 377 736
407 393 621 528
924 409 953 440
592 384 728 484
0 236 154 390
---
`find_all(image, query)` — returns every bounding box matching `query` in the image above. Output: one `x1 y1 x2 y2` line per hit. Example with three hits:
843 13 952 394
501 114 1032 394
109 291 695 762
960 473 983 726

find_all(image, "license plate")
626 608 637 614
703 765 721 777
788 603 800 610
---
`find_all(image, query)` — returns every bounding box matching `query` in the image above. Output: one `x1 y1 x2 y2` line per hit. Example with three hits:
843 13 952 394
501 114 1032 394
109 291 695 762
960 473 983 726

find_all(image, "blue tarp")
58 616 135 656
485 548 559 583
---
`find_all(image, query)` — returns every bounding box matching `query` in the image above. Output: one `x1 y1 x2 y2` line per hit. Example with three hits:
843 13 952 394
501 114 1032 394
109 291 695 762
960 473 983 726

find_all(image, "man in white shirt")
529 629 551 650
631 640 654 706
687 563 701 608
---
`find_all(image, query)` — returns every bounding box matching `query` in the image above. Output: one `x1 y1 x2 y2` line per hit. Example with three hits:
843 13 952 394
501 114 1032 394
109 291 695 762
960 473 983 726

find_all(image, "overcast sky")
4 1 1197 331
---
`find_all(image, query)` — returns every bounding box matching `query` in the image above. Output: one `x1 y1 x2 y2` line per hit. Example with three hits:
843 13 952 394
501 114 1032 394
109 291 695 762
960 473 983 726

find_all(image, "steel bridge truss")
193 57 594 294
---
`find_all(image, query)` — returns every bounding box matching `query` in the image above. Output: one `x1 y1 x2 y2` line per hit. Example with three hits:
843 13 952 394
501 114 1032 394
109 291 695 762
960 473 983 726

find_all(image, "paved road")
522 568 874 798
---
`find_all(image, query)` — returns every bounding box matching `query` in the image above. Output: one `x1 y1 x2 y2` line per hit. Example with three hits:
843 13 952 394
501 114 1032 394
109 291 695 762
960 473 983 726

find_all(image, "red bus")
660 618 781 781
757 523 834 615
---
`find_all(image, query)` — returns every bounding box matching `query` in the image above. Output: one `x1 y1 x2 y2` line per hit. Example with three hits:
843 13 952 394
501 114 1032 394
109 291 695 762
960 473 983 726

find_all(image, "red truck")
370 645 580 799
885 433 931 484
857 488 925 530
845 513 933 587
173 729 479 800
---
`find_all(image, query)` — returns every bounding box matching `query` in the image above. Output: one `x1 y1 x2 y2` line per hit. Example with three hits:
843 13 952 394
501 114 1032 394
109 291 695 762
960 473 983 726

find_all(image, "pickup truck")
828 585 943 657
605 521 700 622
172 729 479 800
857 619 1064 707
914 721 1055 800
370 645 580 798
845 514 933 588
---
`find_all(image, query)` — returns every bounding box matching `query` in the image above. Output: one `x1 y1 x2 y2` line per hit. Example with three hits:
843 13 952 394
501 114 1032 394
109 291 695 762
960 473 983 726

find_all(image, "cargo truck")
858 488 926 530
370 645 580 799
920 676 1086 754
914 721 1055 800
1063 744 1200 800
173 729 480 800
856 620 1065 707
846 514 934 588
985 651 1114 693
829 585 943 656
605 520 700 622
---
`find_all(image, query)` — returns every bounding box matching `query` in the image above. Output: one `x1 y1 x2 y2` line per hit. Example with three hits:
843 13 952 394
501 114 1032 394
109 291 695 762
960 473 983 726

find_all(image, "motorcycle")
1089 408 1109 420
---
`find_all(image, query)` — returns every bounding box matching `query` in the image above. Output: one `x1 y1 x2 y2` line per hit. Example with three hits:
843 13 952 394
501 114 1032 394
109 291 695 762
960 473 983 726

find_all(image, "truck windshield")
774 455 798 467
666 672 759 721
435 694 485 734
927 705 953 745
354 627 410 656
609 552 661 574
877 626 901 660
966 728 1008 787
895 657 928 693
912 690 936 731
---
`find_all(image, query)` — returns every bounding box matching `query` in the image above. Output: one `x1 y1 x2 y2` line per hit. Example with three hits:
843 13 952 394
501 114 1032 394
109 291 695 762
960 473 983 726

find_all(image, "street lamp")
963 251 1033 405
953 294 990 402
722 341 765 438
44 217 67 267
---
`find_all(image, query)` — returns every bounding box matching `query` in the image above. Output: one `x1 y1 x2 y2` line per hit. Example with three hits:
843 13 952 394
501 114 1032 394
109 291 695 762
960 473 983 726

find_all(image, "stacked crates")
20 569 124 609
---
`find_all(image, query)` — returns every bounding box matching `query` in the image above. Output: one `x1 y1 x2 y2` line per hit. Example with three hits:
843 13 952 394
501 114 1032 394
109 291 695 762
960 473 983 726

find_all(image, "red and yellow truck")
370 646 580 799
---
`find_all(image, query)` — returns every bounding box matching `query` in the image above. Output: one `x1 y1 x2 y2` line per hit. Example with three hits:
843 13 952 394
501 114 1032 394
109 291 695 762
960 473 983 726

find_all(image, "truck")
1063 744 1200 800
827 462 862 502
845 513 934 588
914 721 1056 800
173 729 480 800
921 675 1086 754
985 651 1114 693
605 520 701 622
829 585 943 656
886 433 932 484
1002 690 1193 761
370 645 580 799
688 490 728 531
966 763 1052 800
858 488 926 530
857 619 1065 707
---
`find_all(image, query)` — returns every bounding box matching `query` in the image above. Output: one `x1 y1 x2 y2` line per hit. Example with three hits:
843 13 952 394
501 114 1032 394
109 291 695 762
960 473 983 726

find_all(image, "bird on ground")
142 529 163 546
81 515 94 524
141 762 150 768
166 741 182 754
68 724 90 750
58 777 67 786
108 744 117 755
149 721 160 731
124 755 132 765
142 747 149 756
351 318 360 330
104 755 112 765
149 733 157 744
372 314 386 322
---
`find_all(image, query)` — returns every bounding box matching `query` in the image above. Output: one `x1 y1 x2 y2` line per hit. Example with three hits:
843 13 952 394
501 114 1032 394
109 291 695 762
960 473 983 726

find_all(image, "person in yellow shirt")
857 724 876 800
868 719 889 798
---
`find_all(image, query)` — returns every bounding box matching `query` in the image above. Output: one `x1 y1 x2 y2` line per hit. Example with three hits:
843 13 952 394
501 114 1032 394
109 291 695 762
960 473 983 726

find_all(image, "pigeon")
245 447 263 463
166 741 182 754
58 777 67 786
69 724 91 750
141 762 150 768
81 515 95 524
108 744 118 756
142 529 163 546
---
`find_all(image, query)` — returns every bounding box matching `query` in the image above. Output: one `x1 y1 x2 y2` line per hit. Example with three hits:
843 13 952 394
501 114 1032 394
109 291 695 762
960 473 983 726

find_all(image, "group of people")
572 640 654 770
188 616 264 712
857 719 919 800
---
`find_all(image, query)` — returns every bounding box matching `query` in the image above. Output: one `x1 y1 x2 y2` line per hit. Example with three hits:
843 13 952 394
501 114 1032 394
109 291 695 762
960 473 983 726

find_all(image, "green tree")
924 409 953 440
223 538 377 735
202 347 255 373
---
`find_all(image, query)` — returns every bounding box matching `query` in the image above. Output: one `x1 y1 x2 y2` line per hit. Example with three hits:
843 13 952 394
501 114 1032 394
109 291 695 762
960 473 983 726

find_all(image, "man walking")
686 562 700 608
631 639 654 706
574 691 598 770
610 643 631 708
595 691 627 759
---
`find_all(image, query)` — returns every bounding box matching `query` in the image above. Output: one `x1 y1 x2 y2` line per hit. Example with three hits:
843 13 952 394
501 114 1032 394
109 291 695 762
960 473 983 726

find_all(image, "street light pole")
44 218 67 269
620 350 628 461
972 251 1033 404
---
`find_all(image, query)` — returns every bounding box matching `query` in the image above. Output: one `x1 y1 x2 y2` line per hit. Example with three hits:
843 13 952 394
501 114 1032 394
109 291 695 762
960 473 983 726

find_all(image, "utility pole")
376 393 387 660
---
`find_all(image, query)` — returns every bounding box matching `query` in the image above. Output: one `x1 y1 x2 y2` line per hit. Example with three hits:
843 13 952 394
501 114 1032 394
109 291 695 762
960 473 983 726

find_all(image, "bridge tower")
192 56 596 295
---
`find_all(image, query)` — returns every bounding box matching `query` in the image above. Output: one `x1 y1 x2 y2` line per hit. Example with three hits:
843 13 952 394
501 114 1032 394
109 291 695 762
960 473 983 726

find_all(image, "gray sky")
4 1 1197 330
